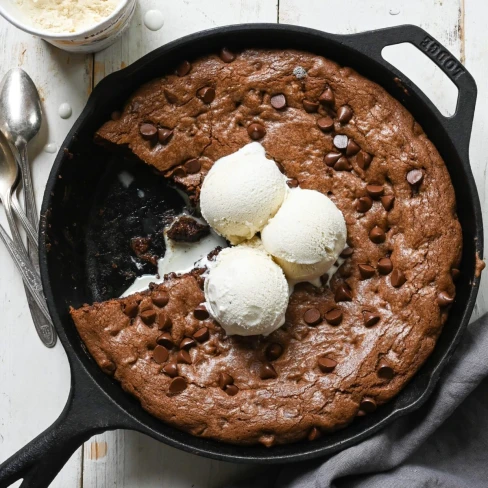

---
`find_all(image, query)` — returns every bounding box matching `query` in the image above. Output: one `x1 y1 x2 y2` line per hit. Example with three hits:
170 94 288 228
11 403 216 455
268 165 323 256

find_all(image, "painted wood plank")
0 15 93 488
464 0 488 321
85 1 277 487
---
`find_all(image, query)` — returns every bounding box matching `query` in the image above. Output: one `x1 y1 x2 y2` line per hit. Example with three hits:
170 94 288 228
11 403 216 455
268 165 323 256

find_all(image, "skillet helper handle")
0 361 136 488
340 24 477 158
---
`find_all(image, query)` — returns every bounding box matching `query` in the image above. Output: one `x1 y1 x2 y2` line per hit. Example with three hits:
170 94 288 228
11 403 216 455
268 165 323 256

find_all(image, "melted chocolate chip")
176 60 191 77
319 87 335 106
152 291 169 307
369 226 386 244
197 86 216 104
184 158 201 174
169 376 187 394
357 152 372 170
140 309 157 325
219 372 234 389
193 327 209 343
123 301 139 318
304 308 322 326
194 305 209 320
358 264 375 279
270 94 287 110
318 357 337 373
225 384 239 396
303 99 319 113
247 123 266 140
335 283 353 302
363 311 380 327
180 338 197 350
357 196 373 213
437 292 454 307
266 343 284 361
176 350 192 364
381 195 395 211
287 178 299 188
324 152 342 167
340 247 353 258
324 308 343 326
260 363 278 380
317 116 334 132
219 47 235 63
366 185 384 199
337 105 353 124
391 269 406 288
153 345 169 364
377 257 393 275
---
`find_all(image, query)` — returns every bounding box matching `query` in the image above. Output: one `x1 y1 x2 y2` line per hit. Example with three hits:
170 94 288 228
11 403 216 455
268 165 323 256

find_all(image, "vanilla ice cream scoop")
261 189 347 285
204 245 289 336
200 142 287 244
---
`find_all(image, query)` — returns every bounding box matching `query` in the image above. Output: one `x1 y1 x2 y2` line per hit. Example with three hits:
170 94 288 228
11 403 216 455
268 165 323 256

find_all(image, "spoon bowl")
0 130 18 199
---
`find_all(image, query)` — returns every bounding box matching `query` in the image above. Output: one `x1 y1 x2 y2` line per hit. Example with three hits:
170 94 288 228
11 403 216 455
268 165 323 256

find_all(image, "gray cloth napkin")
231 313 488 488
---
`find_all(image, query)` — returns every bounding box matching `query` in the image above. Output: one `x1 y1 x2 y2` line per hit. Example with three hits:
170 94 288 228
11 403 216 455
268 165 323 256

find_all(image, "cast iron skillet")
0 23 483 488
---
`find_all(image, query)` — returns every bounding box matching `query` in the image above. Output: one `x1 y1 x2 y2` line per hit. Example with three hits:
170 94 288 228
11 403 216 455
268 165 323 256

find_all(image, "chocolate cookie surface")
72 48 461 446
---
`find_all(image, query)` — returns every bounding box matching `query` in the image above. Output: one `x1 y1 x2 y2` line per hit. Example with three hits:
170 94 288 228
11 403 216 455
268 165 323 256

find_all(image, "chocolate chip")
140 123 157 141
163 362 178 377
319 87 335 106
287 178 299 188
377 257 393 275
308 427 321 441
334 156 352 171
219 47 235 63
437 292 454 307
169 376 187 394
157 332 174 349
123 301 139 318
158 128 173 145
184 158 201 174
247 123 266 140
158 313 172 330
356 409 367 417
357 196 373 213
360 397 377 413
219 372 234 389
378 362 394 380
303 99 319 113
173 167 187 178
260 363 278 380
225 384 239 396
176 60 191 76
358 264 375 280
270 94 286 110
333 134 348 150
340 247 353 258
346 139 360 157
381 195 395 211
140 309 157 325
391 269 406 288
153 345 169 364
197 86 216 104
111 110 121 121
193 327 209 343
324 308 343 325
180 337 197 350
369 226 386 244
152 291 169 307
324 152 342 167
337 105 353 124
317 116 334 132
366 185 384 199
318 357 337 373
176 350 192 364
407 169 424 186
451 268 460 281
266 343 284 361
303 308 322 326
194 305 209 320
357 152 372 170
335 283 353 302
363 311 380 327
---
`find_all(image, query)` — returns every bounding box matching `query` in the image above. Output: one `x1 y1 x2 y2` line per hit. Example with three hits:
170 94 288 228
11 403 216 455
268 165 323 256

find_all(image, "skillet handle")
0 359 138 488
339 24 477 158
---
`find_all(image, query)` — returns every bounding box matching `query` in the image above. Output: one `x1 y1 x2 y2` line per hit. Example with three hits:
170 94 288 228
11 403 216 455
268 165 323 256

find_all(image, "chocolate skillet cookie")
72 48 462 446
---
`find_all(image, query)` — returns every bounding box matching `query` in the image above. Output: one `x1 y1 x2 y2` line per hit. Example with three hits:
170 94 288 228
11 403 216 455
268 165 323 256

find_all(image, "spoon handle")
11 193 39 249
2 192 56 347
18 143 39 228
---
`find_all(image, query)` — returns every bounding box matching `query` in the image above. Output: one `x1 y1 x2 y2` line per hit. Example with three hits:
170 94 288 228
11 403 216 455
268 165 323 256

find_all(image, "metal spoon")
0 69 56 348
0 130 56 347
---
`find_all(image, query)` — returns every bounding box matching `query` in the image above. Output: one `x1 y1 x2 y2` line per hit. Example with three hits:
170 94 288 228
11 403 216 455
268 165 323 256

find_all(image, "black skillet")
0 24 483 488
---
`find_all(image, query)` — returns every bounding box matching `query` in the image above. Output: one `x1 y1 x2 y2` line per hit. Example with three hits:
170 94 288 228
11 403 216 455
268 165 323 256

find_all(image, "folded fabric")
231 313 488 488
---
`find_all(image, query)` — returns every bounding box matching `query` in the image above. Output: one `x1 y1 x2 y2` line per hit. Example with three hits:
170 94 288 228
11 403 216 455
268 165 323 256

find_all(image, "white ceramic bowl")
0 0 136 53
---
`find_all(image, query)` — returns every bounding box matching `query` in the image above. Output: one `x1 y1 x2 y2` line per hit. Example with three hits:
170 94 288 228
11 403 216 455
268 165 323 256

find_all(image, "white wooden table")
0 1 486 486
